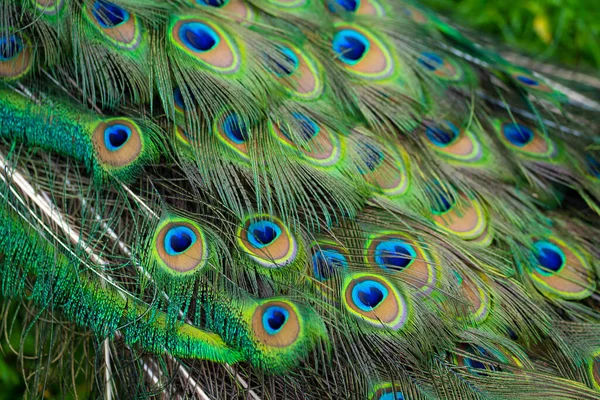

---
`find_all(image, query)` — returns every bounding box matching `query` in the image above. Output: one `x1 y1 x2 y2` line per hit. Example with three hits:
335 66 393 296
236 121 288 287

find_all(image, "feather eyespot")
272 113 342 167
497 121 557 159
171 17 241 74
453 344 497 375
174 88 186 113
425 121 484 163
215 112 250 158
343 273 408 330
179 22 219 52
533 241 564 275
326 0 385 16
428 186 492 246
196 0 229 6
267 43 324 100
252 300 300 347
268 46 299 78
528 238 595 300
93 119 143 168
309 241 349 299
369 383 405 400
510 70 554 94
311 242 349 282
454 272 491 324
237 215 297 268
355 137 410 196
417 52 464 82
333 24 394 80
374 240 416 271
365 232 438 295
92 0 129 27
0 34 32 80
503 123 533 147
34 0 65 15
85 1 141 49
426 121 458 147
153 219 208 274
103 124 131 152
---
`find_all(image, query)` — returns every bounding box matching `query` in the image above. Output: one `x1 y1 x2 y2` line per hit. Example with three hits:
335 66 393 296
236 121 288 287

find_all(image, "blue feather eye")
426 184 456 214
328 0 358 12
462 345 496 374
223 114 249 144
247 220 282 248
92 1 129 28
366 232 438 295
426 121 458 147
262 305 289 334
507 68 556 96
417 51 465 82
312 249 348 281
252 300 301 348
0 34 31 79
357 142 384 173
370 383 405 400
528 237 595 300
496 120 556 159
266 41 324 100
352 280 387 311
85 0 141 49
237 215 298 268
173 87 191 114
378 392 404 400
427 184 492 245
280 113 319 142
424 121 484 163
164 226 197 256
502 123 533 147
153 219 208 273
0 35 22 61
418 52 442 71
268 46 299 77
515 75 539 87
171 17 240 74
103 124 132 152
179 22 219 52
333 29 370 65
374 239 416 271
93 119 144 168
215 112 250 158
533 241 564 275
354 134 410 196
196 0 228 6
343 273 408 330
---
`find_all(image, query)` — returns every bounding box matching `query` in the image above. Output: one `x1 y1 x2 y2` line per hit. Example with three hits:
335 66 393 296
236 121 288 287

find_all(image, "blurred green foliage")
421 0 600 69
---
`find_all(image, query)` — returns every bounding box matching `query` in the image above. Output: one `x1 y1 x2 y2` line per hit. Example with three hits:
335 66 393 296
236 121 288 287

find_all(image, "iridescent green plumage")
0 0 599 399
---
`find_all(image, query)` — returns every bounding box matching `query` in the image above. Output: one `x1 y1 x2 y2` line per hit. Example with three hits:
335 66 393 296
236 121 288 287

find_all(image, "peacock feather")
0 0 599 398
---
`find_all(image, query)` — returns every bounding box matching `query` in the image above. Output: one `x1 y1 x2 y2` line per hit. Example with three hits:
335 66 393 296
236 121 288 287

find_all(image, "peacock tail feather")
0 0 599 398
